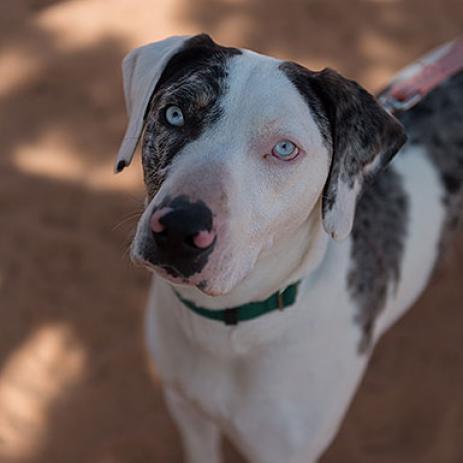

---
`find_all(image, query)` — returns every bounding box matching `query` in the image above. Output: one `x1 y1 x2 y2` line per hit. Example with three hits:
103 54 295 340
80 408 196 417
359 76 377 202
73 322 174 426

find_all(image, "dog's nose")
150 199 216 254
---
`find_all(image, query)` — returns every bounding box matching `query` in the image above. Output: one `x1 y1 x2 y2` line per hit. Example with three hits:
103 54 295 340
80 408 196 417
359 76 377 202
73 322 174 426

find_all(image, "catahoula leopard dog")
115 34 463 463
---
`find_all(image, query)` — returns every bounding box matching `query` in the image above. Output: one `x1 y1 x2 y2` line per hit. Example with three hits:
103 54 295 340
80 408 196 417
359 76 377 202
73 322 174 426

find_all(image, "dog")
115 34 463 462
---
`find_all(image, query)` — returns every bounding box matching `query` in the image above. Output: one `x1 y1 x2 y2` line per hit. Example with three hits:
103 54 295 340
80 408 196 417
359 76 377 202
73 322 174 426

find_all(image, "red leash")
379 37 463 113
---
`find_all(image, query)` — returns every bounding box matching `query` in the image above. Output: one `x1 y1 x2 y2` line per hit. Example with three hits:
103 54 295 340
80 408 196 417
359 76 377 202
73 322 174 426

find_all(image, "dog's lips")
130 242 256 297
158 270 220 295
135 260 231 296
131 252 185 282
152 265 189 284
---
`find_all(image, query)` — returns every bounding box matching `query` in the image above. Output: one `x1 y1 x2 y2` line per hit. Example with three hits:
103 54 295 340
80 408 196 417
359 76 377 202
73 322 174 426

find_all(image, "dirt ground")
1 0 463 462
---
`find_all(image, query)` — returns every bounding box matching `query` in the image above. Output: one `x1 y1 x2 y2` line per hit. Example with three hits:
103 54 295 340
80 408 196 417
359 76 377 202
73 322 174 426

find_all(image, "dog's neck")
173 202 330 310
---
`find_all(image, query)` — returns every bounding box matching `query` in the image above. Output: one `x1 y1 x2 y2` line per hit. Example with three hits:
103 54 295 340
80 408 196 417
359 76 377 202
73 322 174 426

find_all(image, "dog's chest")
147 274 388 463
146 261 367 417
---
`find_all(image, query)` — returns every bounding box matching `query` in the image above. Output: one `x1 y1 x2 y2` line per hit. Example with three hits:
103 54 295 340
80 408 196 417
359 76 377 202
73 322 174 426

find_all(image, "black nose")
147 197 216 277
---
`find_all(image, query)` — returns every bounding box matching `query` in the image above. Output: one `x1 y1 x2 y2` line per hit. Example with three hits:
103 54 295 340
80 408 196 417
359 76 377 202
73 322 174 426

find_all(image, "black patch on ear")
141 34 241 199
116 160 126 173
279 63 407 217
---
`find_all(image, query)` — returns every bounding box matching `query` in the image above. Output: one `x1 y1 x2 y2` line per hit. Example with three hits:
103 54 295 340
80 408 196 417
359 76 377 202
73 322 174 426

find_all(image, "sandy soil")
1 1 463 462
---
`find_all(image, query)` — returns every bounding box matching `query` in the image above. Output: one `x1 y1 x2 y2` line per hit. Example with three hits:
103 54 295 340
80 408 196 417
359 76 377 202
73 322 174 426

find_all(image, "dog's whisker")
125 192 145 205
112 211 144 232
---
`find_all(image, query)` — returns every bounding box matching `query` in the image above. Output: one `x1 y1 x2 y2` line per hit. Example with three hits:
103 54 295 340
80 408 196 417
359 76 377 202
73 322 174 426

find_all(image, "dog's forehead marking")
142 39 240 199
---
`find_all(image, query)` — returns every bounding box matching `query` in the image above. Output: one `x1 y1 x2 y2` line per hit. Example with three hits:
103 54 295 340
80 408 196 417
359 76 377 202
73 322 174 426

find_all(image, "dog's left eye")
271 140 299 161
165 105 185 127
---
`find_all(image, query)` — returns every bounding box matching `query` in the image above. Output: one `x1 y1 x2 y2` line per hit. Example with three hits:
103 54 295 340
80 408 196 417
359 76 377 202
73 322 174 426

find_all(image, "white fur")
323 179 361 240
121 45 447 463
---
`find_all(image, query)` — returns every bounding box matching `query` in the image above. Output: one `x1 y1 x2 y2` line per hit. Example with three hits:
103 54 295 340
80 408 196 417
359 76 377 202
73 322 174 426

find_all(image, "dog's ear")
310 69 407 240
115 35 190 173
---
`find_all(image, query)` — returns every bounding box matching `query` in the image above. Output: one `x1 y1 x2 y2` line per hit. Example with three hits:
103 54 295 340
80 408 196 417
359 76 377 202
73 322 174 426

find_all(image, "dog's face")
117 35 406 296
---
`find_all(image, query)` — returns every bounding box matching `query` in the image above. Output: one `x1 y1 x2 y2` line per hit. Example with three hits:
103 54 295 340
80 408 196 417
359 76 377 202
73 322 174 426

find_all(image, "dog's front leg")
164 387 222 463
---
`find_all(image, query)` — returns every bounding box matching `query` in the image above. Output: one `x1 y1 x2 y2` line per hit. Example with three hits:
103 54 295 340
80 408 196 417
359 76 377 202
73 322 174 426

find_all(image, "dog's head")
116 34 406 296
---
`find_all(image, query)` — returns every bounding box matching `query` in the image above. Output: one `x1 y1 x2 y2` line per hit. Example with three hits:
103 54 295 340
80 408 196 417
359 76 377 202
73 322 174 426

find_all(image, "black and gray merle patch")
347 70 463 352
349 168 409 352
398 70 463 256
141 34 241 200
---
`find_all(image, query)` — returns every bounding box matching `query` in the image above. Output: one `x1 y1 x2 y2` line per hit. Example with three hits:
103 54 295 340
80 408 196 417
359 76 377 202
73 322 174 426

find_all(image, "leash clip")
379 91 422 114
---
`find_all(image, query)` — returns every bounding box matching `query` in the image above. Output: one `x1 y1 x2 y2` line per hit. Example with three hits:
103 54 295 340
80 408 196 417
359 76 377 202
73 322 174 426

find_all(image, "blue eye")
271 140 299 160
165 105 184 127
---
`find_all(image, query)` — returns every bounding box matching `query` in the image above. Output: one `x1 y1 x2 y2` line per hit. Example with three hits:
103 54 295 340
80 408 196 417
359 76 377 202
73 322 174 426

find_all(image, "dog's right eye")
165 105 185 127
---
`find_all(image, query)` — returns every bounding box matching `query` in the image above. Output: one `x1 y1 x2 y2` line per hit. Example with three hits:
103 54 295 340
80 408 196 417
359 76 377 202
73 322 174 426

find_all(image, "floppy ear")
311 69 407 240
115 35 190 173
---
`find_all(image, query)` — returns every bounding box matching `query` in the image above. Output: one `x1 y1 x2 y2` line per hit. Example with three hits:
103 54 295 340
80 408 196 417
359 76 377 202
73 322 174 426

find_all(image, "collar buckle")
223 307 239 325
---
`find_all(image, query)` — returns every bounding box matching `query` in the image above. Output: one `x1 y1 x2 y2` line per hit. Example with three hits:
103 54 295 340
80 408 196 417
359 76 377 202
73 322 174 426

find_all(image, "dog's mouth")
131 253 219 294
132 254 186 282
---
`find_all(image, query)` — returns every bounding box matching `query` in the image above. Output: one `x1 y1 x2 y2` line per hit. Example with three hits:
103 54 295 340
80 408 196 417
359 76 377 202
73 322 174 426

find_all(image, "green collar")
174 281 300 326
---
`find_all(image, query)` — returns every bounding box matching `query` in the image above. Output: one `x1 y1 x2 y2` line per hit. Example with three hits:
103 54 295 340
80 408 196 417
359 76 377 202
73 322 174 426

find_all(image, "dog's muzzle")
141 196 216 278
